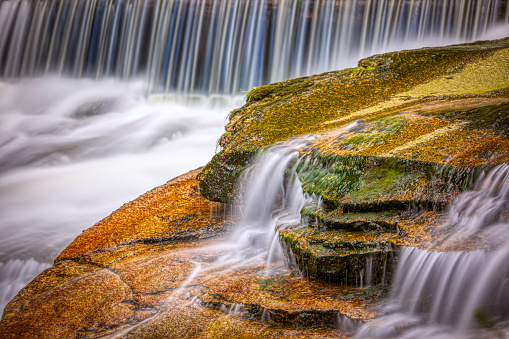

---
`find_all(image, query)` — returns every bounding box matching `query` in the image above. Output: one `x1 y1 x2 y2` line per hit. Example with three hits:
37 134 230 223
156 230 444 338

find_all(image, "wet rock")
0 268 134 338
3 39 509 338
0 170 227 338
0 169 378 338
279 227 395 286
197 268 380 328
58 169 225 259
305 210 400 232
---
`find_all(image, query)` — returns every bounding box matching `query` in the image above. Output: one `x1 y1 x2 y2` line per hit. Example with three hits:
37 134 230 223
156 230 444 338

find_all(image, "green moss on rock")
280 227 395 285
296 153 485 212
200 38 509 203
309 211 400 232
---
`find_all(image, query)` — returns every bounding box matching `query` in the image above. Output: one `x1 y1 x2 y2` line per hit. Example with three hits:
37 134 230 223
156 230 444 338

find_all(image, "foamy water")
0 77 231 314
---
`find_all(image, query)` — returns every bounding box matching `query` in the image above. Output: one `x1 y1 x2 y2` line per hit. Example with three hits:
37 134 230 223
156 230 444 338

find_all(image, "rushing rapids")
1 0 508 94
357 165 509 338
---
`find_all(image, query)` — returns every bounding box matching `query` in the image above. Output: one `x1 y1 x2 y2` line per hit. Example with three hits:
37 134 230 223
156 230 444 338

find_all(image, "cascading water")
228 137 318 270
1 0 508 95
103 138 319 337
194 137 318 272
356 165 509 338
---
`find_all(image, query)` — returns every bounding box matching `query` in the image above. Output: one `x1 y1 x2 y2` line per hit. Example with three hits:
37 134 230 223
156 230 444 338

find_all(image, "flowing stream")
103 137 319 338
107 137 509 338
1 0 509 328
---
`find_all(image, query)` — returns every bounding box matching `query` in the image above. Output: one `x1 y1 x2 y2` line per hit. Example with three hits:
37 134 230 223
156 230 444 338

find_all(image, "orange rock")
58 169 224 259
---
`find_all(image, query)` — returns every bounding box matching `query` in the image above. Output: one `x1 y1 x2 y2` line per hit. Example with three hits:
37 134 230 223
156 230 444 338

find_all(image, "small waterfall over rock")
103 138 321 336
445 163 509 245
357 165 509 338
216 137 318 271
1 0 508 95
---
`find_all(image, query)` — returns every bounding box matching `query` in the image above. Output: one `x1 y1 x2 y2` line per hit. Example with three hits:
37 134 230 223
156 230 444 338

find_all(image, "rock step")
201 299 341 328
297 154 483 214
279 227 397 286
303 209 400 232
195 269 385 330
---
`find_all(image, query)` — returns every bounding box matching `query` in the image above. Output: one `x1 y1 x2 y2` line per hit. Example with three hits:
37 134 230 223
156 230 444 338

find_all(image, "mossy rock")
308 211 400 232
197 268 382 330
280 227 396 286
296 153 486 213
198 150 256 203
199 38 509 203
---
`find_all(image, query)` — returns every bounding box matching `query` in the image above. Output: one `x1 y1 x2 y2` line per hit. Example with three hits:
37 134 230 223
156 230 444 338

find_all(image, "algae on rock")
199 38 509 204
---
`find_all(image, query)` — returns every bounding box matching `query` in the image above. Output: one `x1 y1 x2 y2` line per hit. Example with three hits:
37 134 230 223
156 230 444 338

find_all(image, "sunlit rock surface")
0 170 373 338
199 38 509 203
58 169 225 259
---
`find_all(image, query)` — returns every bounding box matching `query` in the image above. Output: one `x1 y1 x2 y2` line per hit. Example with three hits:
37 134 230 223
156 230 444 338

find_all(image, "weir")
1 0 508 95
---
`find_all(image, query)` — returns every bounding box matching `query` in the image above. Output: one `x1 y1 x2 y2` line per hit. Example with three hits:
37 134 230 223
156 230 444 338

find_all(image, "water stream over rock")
98 137 321 338
357 165 509 338
1 0 509 334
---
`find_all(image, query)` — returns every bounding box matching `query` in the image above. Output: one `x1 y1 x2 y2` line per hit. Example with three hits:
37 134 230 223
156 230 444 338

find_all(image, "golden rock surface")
1 171 372 338
58 169 223 259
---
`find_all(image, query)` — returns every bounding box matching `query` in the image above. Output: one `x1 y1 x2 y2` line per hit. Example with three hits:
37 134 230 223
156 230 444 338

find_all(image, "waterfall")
357 165 509 338
1 0 508 95
445 164 509 244
1 0 509 332
95 137 319 336
215 137 318 271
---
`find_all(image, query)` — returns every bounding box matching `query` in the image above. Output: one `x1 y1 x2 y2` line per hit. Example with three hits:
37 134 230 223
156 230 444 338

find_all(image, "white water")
357 165 509 338
186 137 318 274
0 77 229 314
446 164 509 245
1 0 508 94
229 137 318 270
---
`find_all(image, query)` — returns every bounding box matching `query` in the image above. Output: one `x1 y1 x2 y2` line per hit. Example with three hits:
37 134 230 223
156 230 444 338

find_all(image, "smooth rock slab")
0 268 134 338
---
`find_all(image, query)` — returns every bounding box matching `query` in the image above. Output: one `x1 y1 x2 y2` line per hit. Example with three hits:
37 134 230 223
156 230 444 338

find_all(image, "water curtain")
1 0 507 95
